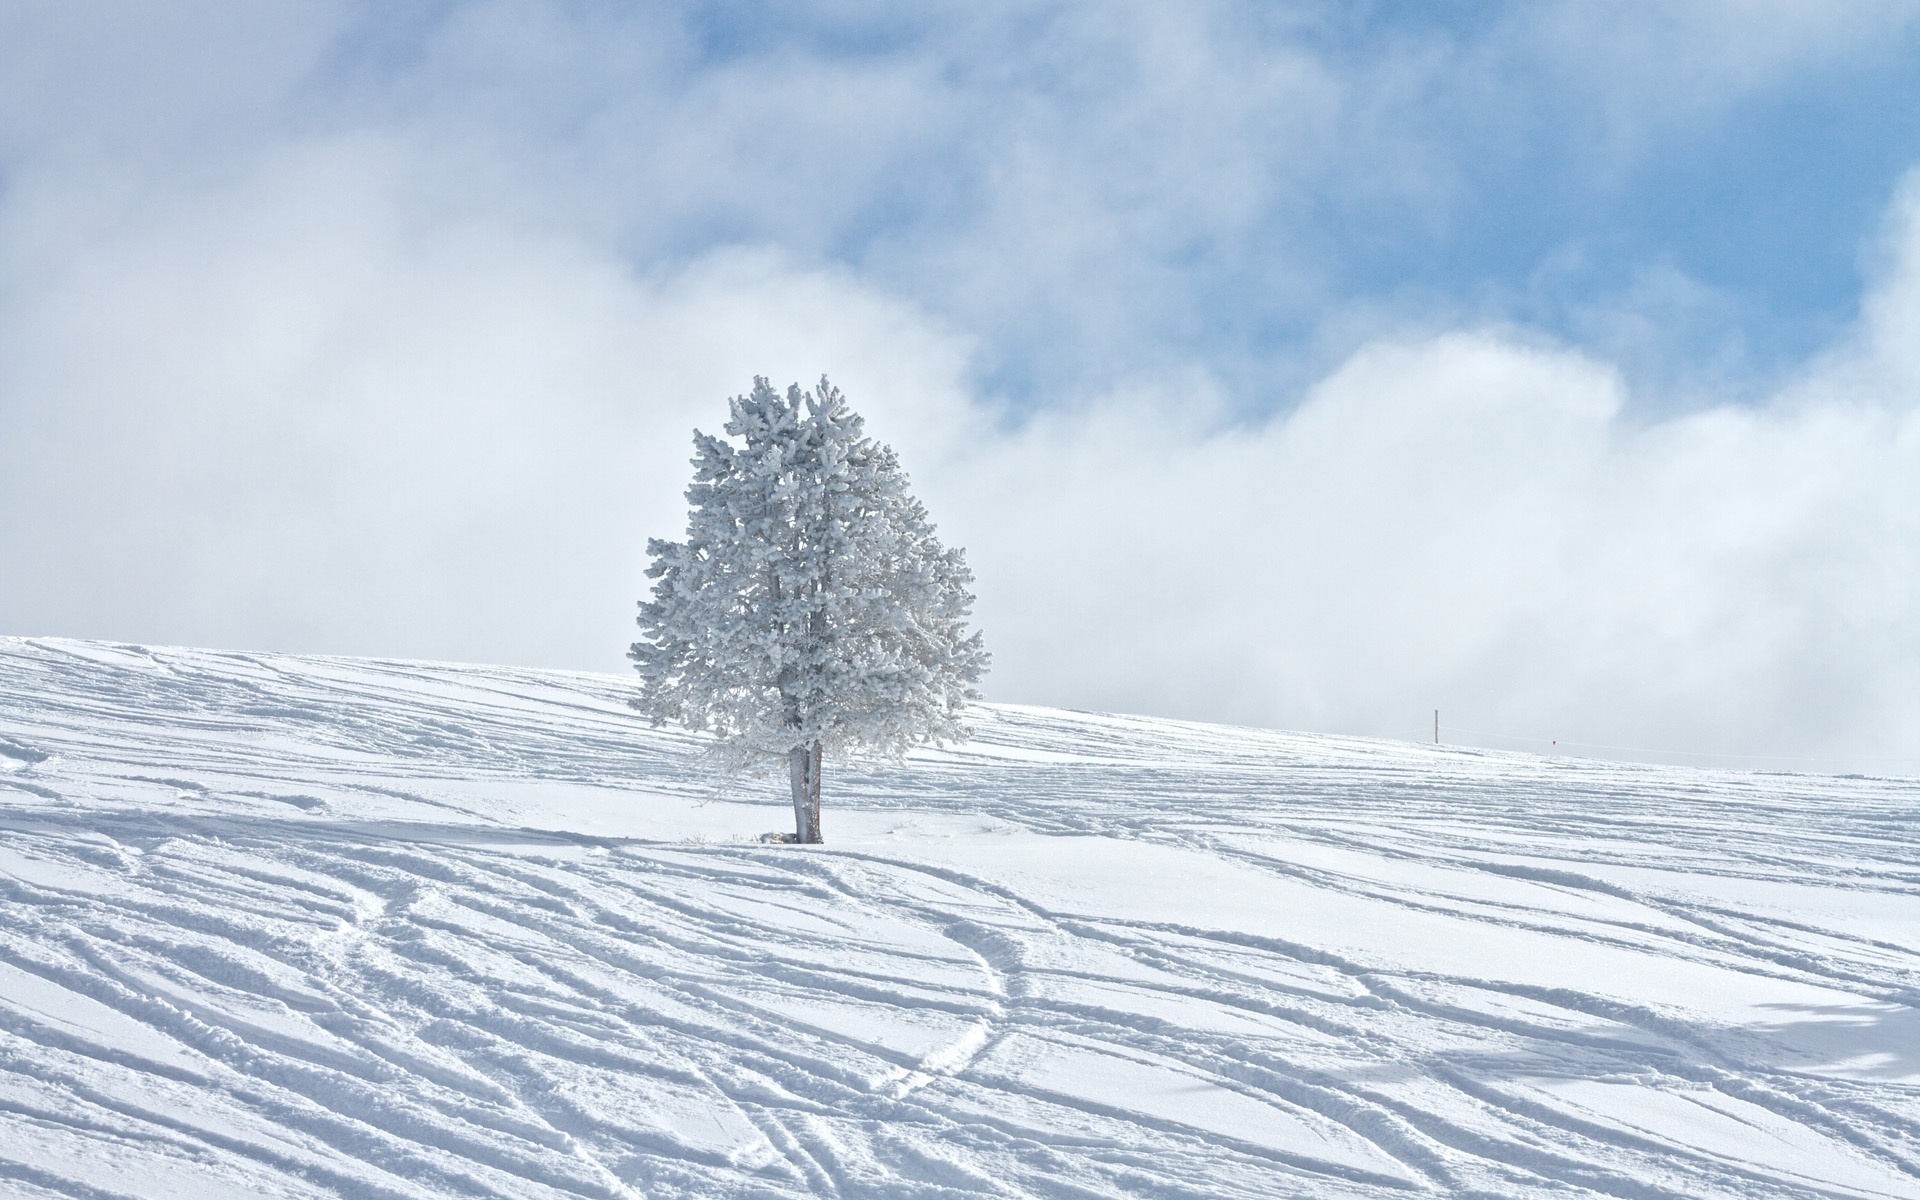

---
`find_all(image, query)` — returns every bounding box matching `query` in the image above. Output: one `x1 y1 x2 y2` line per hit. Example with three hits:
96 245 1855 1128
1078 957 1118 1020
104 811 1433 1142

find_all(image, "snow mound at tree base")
2 636 1918 1199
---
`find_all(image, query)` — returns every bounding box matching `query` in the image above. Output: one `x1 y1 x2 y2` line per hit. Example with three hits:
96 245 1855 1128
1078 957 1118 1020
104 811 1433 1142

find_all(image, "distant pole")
1434 710 1439 744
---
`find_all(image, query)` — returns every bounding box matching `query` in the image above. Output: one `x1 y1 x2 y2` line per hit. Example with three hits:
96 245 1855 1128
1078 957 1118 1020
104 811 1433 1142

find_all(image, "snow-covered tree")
630 376 988 843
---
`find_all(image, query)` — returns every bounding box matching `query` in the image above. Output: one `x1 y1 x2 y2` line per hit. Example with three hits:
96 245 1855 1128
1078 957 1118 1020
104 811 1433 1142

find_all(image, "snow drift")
1 637 1917 1198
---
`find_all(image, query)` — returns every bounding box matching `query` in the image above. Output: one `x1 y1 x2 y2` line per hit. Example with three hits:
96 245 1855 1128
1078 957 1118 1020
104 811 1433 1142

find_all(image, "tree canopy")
630 376 988 841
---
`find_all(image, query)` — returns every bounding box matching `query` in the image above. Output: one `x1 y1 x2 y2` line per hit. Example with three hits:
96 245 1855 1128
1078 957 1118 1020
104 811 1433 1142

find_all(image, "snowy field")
1 638 1918 1199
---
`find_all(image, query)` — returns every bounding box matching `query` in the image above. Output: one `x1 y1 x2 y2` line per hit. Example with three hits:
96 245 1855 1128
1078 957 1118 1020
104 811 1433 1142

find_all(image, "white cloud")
936 183 1920 768
0 132 975 671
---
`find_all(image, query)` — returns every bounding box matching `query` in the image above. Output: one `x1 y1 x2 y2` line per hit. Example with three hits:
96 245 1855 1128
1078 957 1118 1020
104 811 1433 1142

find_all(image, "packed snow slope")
1 639 1918 1200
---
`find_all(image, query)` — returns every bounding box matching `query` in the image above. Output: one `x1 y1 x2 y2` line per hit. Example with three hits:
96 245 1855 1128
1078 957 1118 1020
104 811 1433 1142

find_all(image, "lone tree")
630 376 988 843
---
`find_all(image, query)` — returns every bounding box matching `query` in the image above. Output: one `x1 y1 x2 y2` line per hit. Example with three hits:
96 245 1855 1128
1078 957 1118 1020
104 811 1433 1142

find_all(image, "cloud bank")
3 3 1920 771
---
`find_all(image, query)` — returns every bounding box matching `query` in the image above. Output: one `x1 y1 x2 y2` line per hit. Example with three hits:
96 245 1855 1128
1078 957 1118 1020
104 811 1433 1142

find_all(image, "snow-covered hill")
2 637 1917 1199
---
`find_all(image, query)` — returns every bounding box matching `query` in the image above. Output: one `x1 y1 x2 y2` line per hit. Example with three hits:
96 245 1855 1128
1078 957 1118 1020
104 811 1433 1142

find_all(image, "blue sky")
5 2 1920 768
8 3 1916 406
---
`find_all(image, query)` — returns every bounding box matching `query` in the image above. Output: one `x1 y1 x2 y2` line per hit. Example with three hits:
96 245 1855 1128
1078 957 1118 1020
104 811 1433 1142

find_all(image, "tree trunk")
787 745 807 842
787 742 824 844
804 741 823 843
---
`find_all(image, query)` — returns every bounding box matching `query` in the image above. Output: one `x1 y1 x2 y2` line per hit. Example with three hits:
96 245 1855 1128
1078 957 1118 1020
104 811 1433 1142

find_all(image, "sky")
4 1 1920 771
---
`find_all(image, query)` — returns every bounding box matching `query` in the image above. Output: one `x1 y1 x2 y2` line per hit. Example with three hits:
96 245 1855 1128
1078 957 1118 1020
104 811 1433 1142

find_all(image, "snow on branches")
630 376 988 842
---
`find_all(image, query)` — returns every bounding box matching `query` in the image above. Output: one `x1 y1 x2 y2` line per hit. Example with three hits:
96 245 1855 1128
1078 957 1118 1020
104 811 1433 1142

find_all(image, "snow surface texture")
1 637 1917 1199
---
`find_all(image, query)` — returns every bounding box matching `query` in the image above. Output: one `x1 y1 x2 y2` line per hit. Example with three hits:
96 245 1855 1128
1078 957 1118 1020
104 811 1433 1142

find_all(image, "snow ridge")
1 637 1918 1198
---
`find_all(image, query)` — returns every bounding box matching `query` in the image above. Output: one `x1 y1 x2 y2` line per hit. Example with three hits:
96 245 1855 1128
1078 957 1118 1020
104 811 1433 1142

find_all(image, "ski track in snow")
1 637 1918 1198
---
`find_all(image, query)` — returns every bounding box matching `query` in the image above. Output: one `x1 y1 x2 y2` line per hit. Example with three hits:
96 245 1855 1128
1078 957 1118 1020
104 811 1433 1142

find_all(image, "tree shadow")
1748 999 1920 1082
0 802 663 854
